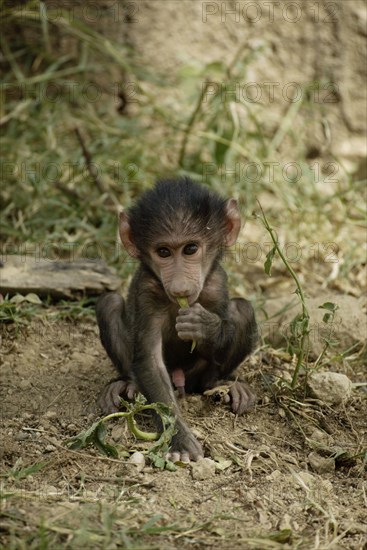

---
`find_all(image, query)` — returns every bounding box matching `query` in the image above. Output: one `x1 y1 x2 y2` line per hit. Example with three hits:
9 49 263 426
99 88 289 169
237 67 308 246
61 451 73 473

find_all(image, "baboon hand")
224 381 257 415
176 303 221 344
98 379 137 415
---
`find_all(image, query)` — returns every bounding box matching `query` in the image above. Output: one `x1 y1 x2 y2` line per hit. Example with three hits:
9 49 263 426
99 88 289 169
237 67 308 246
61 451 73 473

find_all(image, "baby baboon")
97 178 257 462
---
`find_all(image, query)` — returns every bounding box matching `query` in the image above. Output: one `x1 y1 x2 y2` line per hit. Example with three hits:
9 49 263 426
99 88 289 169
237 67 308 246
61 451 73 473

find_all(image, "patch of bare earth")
0 316 366 549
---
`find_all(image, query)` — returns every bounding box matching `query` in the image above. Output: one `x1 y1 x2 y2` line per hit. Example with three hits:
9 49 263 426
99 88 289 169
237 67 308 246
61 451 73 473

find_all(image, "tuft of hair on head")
128 177 228 249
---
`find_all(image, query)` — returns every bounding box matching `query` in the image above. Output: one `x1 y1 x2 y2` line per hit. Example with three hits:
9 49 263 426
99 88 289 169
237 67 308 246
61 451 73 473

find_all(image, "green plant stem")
257 201 309 388
102 411 159 441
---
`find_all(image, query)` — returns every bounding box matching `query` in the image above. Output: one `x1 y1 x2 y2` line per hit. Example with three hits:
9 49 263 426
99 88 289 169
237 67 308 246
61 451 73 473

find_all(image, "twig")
267 98 303 157
0 34 24 82
178 82 213 167
0 100 32 127
74 126 108 195
177 40 247 167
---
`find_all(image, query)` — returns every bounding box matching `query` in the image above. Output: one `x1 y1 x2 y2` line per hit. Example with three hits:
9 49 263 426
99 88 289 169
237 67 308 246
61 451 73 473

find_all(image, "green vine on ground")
256 201 310 388
256 202 339 388
66 394 177 471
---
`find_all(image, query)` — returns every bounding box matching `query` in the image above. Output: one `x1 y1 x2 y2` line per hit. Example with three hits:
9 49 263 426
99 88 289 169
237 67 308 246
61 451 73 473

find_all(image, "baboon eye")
157 247 171 258
183 243 198 255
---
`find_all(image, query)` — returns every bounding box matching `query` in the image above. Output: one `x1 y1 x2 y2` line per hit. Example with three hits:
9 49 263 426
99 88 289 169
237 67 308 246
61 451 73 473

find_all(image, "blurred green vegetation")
1 0 365 289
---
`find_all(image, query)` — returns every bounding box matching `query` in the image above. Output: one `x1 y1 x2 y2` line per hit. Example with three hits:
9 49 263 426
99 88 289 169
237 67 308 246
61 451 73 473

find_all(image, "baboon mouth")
172 296 192 305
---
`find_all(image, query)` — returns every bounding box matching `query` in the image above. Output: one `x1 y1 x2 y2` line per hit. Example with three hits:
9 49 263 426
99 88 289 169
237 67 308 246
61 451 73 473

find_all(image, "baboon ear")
119 210 139 258
224 199 241 246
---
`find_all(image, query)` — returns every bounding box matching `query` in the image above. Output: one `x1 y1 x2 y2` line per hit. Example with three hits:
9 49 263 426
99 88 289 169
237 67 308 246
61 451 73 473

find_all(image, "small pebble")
310 428 333 445
191 458 216 480
44 410 57 419
67 423 77 431
128 452 146 472
19 379 31 390
15 432 30 441
308 452 335 474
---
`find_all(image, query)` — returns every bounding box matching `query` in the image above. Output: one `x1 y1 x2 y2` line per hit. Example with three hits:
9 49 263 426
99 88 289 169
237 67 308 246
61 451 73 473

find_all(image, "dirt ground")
1 1 366 548
1 311 366 549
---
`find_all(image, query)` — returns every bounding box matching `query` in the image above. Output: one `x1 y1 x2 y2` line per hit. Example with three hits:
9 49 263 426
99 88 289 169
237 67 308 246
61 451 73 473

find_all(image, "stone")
307 372 353 405
308 452 335 474
128 452 146 472
44 410 57 419
15 431 30 441
191 458 216 480
19 379 31 390
309 428 331 444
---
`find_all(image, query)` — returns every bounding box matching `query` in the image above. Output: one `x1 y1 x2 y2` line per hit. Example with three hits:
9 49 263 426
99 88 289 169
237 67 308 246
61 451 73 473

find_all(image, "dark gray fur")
96 178 258 460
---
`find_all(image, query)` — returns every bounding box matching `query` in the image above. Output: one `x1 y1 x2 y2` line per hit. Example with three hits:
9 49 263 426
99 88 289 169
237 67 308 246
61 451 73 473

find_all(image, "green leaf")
205 61 226 73
94 422 119 458
290 314 309 338
267 529 292 543
65 399 177 469
323 312 331 323
319 302 339 312
24 293 42 304
319 302 338 324
66 419 102 450
66 419 119 457
301 316 310 332
11 462 46 480
10 294 25 304
149 455 166 469
165 460 178 471
96 439 119 458
264 246 276 275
